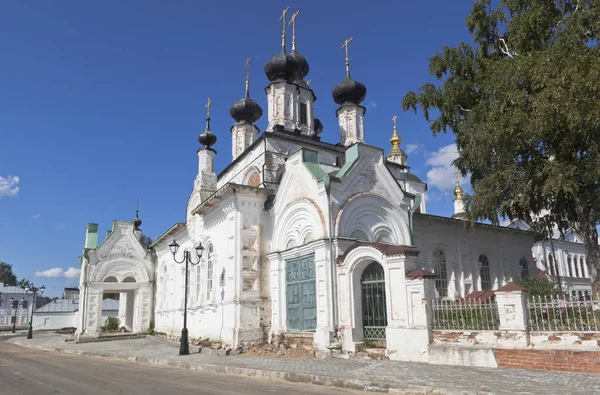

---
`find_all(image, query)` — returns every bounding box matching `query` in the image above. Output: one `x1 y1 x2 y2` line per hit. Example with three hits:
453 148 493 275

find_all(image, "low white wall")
35 312 78 330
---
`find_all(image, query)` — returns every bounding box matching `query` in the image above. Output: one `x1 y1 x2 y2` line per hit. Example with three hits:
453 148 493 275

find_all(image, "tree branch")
499 38 515 58
556 1 579 29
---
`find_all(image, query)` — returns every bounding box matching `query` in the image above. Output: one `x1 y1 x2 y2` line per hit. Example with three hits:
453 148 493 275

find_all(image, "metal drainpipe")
324 175 338 339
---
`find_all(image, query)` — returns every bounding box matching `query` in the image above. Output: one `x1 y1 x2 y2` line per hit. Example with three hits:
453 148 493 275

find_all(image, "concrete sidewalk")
6 333 600 394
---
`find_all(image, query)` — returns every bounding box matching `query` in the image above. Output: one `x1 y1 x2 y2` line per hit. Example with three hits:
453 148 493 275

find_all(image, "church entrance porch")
361 262 387 341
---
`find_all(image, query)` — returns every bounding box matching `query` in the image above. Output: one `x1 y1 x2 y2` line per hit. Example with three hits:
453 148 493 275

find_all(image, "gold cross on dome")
341 37 354 75
244 57 252 96
288 10 299 51
205 98 212 118
306 79 312 86
279 6 290 48
244 57 252 82
392 115 398 128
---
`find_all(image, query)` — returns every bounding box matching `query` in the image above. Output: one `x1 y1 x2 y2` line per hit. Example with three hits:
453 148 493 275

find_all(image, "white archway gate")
336 242 436 363
76 221 155 339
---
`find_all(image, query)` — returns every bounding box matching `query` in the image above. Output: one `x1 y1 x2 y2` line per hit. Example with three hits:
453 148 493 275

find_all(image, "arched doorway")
361 262 387 341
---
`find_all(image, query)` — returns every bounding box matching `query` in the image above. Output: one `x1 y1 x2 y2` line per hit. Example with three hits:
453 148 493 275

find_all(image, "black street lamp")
23 283 45 339
169 239 204 355
9 297 25 334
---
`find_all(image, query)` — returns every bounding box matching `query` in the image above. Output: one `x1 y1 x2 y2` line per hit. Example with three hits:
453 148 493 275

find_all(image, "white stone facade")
75 34 537 363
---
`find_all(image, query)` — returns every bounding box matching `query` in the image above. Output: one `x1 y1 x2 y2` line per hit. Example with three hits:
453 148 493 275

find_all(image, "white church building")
76 12 535 361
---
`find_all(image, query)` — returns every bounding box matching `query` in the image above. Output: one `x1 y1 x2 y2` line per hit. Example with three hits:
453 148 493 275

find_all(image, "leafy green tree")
402 0 600 295
140 234 153 249
517 275 562 297
0 262 17 286
17 278 30 289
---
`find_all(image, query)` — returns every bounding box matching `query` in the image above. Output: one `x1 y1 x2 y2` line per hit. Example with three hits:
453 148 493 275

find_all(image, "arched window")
567 255 573 277
195 263 202 303
161 265 168 310
581 256 587 278
247 171 260 187
479 254 492 291
519 257 529 279
547 253 555 276
206 244 214 301
104 276 118 283
573 255 580 277
432 250 448 298
350 230 369 241
286 239 297 249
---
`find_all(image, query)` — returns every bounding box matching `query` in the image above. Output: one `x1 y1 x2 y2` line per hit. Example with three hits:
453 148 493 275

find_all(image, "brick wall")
493 349 600 373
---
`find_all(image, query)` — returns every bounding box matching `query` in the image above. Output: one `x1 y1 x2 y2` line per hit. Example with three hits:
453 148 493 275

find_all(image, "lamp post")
169 239 204 355
24 283 45 339
9 297 25 334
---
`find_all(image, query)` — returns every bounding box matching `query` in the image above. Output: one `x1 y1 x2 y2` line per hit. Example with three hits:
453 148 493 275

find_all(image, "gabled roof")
150 222 186 248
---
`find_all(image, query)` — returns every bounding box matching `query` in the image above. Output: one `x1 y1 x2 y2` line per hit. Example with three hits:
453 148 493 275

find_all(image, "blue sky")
0 0 475 296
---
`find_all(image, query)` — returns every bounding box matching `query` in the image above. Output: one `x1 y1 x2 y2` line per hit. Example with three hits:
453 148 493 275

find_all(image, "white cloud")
32 214 41 219
425 143 469 194
34 267 80 279
366 101 377 109
63 267 81 279
0 175 19 197
35 268 64 278
406 144 421 154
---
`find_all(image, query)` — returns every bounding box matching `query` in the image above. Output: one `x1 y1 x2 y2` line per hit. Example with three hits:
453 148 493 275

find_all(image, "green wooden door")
286 254 316 331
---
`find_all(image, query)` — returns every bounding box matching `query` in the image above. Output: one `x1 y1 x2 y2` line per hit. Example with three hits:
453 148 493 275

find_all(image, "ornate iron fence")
432 298 500 330
527 294 600 332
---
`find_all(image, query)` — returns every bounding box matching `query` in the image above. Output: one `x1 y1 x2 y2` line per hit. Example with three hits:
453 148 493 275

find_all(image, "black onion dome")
314 118 323 135
332 76 367 105
289 50 309 81
230 97 263 124
198 119 217 149
133 212 142 230
264 49 300 82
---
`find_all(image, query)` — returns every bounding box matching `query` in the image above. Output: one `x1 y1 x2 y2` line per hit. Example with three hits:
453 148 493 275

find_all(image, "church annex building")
76 12 535 362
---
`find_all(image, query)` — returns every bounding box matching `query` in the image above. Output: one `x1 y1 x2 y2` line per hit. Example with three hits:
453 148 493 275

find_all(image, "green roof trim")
301 149 327 181
336 143 360 180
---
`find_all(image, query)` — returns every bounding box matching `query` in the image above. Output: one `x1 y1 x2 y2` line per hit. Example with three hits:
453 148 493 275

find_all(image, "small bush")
102 316 120 332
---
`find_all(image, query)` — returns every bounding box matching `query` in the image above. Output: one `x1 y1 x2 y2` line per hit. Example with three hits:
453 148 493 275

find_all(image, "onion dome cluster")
264 48 310 84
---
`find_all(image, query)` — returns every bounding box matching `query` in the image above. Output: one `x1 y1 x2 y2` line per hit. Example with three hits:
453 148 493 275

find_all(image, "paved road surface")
0 341 360 395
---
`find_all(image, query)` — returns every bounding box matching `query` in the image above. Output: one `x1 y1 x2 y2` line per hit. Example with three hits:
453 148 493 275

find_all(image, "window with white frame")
580 256 587 278
519 257 529 279
206 244 214 301
573 255 580 277
567 255 573 277
433 250 448 298
195 262 202 303
479 254 492 291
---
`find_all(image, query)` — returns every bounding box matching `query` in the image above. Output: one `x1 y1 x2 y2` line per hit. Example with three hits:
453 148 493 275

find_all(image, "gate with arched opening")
361 262 387 340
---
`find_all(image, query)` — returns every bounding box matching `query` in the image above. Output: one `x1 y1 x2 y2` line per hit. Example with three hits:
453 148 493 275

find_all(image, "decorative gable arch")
272 198 326 251
336 193 409 246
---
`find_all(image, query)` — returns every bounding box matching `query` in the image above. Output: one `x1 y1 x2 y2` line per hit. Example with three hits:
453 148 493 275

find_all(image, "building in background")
0 284 34 328
504 219 592 298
